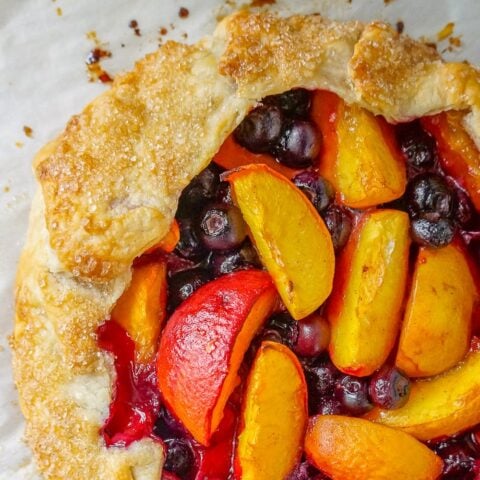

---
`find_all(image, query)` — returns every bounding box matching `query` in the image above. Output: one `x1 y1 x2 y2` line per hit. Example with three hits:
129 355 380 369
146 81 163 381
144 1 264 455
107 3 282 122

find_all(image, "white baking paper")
1 0 479 478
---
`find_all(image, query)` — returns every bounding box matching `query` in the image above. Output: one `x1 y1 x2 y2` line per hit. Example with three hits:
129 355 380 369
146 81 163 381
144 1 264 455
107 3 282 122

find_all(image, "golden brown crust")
13 11 480 480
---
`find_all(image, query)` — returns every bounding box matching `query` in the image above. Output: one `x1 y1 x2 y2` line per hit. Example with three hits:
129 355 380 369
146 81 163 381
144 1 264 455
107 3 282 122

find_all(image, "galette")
13 10 480 480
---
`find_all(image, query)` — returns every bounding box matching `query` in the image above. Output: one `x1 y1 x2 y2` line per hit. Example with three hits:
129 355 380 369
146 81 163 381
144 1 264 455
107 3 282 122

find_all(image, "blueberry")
304 358 340 414
369 365 411 410
163 438 195 477
293 171 335 213
209 241 260 277
215 181 233 205
264 312 299 349
406 173 456 219
294 315 330 358
321 205 353 252
153 406 186 439
234 105 284 153
316 397 344 416
396 121 436 169
334 375 373 416
263 88 312 118
175 218 206 261
438 444 476 479
411 216 455 248
168 267 211 312
198 203 248 251
275 120 322 168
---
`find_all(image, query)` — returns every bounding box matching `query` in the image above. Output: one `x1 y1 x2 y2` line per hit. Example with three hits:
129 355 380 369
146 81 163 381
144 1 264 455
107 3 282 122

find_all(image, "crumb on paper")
56 7 62 16
396 20 404 34
85 33 113 84
178 7 190 18
250 0 276 6
15 141 24 148
181 32 188 39
437 22 455 41
3 185 10 193
129 19 141 36
23 125 33 138
160 27 168 35
384 0 395 4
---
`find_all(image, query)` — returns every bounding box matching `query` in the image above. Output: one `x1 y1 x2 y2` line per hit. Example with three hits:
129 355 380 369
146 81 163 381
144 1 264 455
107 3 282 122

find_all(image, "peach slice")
366 344 480 440
226 164 335 320
157 270 277 446
234 341 307 480
145 219 180 254
396 243 477 377
111 260 167 363
422 112 480 210
312 90 406 208
305 415 443 480
327 209 410 376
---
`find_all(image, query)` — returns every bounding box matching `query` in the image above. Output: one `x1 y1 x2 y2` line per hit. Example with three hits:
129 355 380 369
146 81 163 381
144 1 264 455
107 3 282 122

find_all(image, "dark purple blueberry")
321 205 353 252
465 430 480 455
261 329 284 344
304 359 340 414
175 218 206 260
163 438 195 477
317 397 344 416
286 461 324 480
210 241 261 277
293 171 335 213
198 203 247 251
294 315 330 357
411 216 455 248
369 365 411 410
168 267 211 312
234 105 284 153
265 312 299 349
264 88 312 118
396 121 436 169
455 188 475 228
335 375 373 416
153 406 186 439
275 120 322 168
215 180 233 205
406 173 456 220
438 444 476 479
176 164 222 219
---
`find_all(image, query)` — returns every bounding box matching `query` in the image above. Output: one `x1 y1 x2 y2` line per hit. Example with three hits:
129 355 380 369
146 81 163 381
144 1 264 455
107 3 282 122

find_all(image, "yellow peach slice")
396 243 478 377
366 345 480 440
235 341 307 480
112 261 167 363
305 415 443 480
327 209 410 376
226 164 335 320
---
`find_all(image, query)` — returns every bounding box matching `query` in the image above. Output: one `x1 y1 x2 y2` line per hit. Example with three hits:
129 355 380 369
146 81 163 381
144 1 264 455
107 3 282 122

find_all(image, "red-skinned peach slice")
366 342 480 440
305 415 443 480
312 90 406 208
327 209 410 376
111 261 167 363
226 164 335 320
234 341 307 480
157 270 277 446
422 112 480 210
396 243 478 377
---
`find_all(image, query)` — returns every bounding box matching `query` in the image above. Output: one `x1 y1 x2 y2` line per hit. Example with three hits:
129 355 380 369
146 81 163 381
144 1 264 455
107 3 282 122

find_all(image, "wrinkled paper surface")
1 0 478 477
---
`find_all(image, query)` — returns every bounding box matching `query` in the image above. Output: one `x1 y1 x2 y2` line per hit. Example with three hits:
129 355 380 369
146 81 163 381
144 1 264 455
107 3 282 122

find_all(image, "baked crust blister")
13 10 480 480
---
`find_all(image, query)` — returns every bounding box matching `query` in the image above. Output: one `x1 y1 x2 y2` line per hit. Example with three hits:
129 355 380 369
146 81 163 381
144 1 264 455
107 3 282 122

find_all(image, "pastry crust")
13 11 480 480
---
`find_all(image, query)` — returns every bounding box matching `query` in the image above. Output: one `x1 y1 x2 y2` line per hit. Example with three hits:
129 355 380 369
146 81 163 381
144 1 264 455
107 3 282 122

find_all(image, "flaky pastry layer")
13 11 480 480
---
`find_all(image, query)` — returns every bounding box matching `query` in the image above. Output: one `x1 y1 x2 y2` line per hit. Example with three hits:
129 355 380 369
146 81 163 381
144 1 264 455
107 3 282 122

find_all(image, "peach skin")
312 90 406 208
111 260 167 363
327 209 411 376
157 270 277 446
305 415 443 480
226 164 335 320
422 112 480 210
396 243 478 377
366 343 480 440
234 341 307 480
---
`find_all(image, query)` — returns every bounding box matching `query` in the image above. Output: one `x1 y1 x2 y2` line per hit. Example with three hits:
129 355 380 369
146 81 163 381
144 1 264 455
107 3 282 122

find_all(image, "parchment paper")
1 0 479 478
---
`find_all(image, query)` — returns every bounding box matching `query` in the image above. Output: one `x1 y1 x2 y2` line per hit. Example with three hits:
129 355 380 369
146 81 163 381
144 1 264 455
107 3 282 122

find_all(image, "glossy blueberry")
215 180 233 205
294 315 330 357
209 241 261 277
334 375 373 416
198 203 248 251
275 120 322 168
163 438 195 477
438 444 476 479
153 406 186 439
321 205 353 252
264 88 312 118
316 397 344 416
411 216 455 248
264 312 299 349
396 121 436 169
234 105 284 153
369 365 411 410
293 171 335 213
175 218 206 261
168 267 211 312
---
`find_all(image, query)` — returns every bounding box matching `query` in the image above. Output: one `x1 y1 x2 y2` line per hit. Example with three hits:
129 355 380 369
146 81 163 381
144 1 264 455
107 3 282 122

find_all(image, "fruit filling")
98 89 480 480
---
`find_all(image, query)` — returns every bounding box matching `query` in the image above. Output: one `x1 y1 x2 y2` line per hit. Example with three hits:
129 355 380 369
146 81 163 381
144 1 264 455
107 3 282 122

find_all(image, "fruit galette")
13 10 480 480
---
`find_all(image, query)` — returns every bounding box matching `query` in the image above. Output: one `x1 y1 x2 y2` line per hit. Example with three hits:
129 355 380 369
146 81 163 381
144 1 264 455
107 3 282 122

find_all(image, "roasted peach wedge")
226 164 335 320
111 260 167 363
396 243 478 377
305 415 443 480
234 341 307 480
327 209 410 376
422 111 480 210
366 343 480 440
157 270 277 446
312 90 406 208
